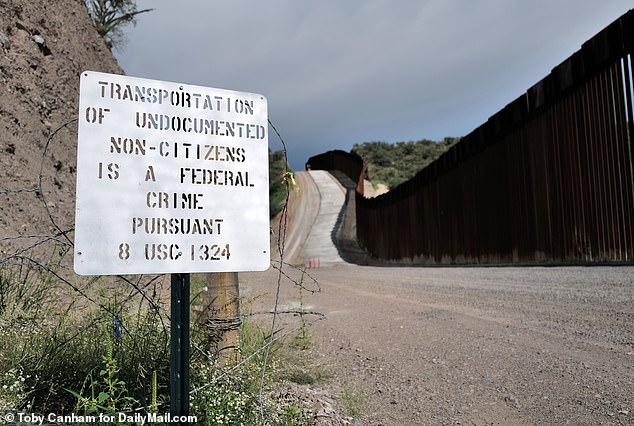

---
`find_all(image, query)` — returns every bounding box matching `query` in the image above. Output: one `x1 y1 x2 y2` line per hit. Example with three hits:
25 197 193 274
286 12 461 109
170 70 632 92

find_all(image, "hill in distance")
352 137 460 191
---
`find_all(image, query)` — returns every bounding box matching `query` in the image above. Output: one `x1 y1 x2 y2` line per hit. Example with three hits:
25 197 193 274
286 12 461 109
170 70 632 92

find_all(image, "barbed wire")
0 116 324 422
0 188 39 195
269 260 321 294
258 118 295 424
37 118 77 246
1 230 73 265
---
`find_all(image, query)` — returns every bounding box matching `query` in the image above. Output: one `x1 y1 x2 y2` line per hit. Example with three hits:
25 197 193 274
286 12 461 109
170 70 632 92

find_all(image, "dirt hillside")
0 0 122 255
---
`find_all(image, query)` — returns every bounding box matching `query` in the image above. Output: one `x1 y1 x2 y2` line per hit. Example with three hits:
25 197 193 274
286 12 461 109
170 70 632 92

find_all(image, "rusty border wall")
309 9 634 265
306 149 364 185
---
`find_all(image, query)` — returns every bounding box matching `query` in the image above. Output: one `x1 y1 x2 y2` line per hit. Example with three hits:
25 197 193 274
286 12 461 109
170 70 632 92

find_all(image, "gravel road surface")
244 265 633 425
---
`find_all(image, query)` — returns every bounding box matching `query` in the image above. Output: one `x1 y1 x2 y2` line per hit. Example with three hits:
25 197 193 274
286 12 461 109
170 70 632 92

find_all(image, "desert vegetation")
353 137 459 190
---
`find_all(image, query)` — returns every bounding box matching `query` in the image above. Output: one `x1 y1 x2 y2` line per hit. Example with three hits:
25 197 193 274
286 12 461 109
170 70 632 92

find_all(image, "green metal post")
170 273 190 421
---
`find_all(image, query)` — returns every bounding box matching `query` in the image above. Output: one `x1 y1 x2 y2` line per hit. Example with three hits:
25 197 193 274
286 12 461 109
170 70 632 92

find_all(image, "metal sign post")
170 273 190 419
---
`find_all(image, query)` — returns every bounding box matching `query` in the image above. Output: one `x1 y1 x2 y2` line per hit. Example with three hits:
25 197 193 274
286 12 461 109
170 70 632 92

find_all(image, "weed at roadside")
341 381 364 418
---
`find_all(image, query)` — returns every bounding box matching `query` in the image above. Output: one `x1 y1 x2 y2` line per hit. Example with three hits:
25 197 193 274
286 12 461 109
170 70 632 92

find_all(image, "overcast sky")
115 1 632 170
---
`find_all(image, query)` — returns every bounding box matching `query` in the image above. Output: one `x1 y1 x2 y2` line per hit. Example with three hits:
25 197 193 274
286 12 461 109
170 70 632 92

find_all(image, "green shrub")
353 137 460 189
0 258 169 413
270 149 291 217
0 367 31 411
190 361 260 425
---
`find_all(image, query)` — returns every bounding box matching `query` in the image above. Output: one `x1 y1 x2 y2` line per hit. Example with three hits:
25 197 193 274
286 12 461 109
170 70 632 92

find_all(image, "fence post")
170 273 190 421
204 272 241 364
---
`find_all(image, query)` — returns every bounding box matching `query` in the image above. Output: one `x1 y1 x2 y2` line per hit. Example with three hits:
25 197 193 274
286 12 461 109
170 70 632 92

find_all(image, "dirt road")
248 171 633 425
244 265 633 425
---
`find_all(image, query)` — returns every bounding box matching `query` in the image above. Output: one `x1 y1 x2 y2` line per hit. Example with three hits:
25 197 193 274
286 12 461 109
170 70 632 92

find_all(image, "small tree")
84 0 152 48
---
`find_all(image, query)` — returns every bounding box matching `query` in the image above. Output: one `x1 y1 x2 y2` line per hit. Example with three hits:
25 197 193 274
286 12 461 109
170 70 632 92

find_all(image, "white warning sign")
74 71 270 275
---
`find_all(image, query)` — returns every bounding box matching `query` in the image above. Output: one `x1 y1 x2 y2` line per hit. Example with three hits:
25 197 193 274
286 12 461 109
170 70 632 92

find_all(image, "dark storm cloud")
116 0 632 169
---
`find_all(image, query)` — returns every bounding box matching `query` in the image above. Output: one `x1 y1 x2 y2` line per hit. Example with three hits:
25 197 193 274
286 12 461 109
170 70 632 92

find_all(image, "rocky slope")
0 0 122 255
